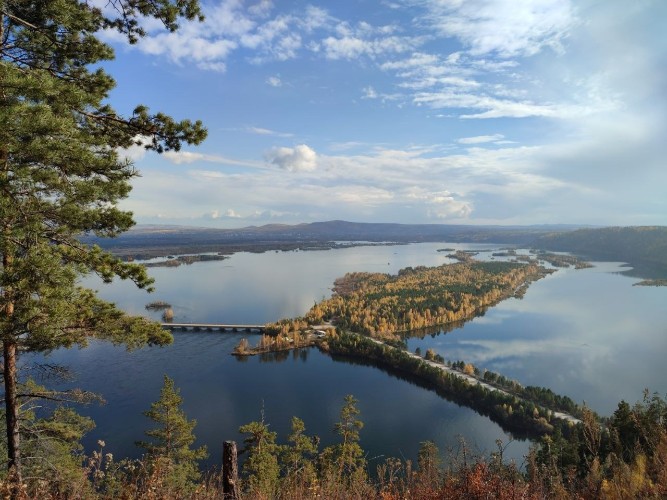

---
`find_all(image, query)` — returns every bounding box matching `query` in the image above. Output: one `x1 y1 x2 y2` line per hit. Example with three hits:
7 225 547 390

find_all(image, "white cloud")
361 85 401 102
207 209 242 219
380 52 439 70
413 90 590 119
265 144 318 172
162 151 265 169
139 32 237 71
104 2 332 71
321 34 419 60
117 135 151 161
337 186 394 205
362 86 378 99
458 134 504 144
421 0 577 58
126 133 649 227
404 187 473 219
248 0 273 18
113 1 666 227
245 126 293 137
266 75 282 86
162 151 205 164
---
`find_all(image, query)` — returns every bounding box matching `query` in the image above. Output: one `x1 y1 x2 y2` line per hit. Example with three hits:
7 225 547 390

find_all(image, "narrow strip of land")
363 335 581 425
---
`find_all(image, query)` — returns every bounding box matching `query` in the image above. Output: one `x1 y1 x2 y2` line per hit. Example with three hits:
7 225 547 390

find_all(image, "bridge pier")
160 323 266 334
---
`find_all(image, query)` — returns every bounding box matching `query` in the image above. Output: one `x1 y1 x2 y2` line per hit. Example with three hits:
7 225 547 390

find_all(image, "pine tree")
137 375 207 490
1 380 98 496
320 394 367 485
0 0 206 486
280 416 318 495
239 417 281 499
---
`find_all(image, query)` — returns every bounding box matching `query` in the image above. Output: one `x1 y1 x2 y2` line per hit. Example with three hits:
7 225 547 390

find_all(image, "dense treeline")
536 226 667 277
322 332 578 439
2 384 665 499
302 261 550 339
479 369 582 418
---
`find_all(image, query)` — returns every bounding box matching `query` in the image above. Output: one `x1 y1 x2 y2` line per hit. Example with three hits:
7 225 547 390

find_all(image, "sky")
101 0 667 228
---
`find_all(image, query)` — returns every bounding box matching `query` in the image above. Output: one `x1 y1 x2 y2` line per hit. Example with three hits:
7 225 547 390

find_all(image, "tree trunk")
222 440 240 500
2 246 22 486
3 339 21 484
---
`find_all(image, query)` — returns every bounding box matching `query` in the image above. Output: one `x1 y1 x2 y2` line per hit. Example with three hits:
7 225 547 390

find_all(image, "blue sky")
102 0 666 227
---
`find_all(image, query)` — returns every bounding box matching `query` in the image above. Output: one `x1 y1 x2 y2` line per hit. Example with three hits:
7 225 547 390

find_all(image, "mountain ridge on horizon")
128 219 597 234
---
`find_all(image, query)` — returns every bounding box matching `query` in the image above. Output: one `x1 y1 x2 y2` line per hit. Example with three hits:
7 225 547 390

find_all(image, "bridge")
161 323 266 333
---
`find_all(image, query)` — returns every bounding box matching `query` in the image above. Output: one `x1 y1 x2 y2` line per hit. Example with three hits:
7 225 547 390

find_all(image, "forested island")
270 260 552 340
143 254 228 268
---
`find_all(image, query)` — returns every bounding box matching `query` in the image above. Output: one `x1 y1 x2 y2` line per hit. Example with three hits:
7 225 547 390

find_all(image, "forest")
294 261 551 339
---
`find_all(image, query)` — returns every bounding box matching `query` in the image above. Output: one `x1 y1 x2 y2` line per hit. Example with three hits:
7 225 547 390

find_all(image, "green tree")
239 417 281 499
0 379 97 497
0 0 206 485
280 416 318 495
137 375 207 491
320 394 366 485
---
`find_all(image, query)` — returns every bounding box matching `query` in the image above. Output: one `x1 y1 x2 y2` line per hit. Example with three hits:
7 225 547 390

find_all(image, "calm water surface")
31 243 667 468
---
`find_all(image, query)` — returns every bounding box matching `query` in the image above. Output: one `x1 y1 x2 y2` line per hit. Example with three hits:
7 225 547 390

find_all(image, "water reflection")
254 348 311 364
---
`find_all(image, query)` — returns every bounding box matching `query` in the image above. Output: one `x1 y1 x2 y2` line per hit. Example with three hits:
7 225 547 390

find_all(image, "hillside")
536 226 667 278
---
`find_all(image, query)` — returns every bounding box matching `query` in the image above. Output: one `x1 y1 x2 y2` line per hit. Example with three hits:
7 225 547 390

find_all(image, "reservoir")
29 243 667 469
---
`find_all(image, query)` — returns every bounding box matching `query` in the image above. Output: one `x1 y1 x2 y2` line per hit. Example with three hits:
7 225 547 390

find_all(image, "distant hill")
85 220 582 248
536 226 667 277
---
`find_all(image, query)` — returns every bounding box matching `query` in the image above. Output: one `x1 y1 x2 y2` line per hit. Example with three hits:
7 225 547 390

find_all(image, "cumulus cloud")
265 144 318 172
207 209 242 219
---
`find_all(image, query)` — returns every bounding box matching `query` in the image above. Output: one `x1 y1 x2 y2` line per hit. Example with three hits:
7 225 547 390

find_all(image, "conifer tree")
280 416 318 495
137 375 207 490
320 394 367 485
0 0 206 485
239 417 281 499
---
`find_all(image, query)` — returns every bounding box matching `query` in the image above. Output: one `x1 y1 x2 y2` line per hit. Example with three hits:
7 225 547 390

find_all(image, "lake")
29 243 667 469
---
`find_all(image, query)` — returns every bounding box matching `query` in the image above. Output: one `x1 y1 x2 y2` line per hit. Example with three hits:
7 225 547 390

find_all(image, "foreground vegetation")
1 382 665 499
